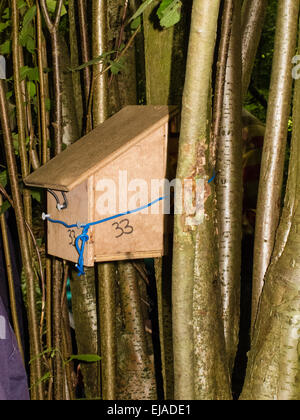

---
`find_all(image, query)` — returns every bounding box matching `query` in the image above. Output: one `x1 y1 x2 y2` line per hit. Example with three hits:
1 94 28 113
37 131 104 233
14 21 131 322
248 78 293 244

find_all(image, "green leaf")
46 0 67 17
0 170 8 187
0 40 11 55
25 36 35 54
30 189 42 203
27 80 36 98
68 354 101 363
69 51 116 72
18 0 27 9
2 8 10 20
110 58 125 75
45 98 51 112
22 5 36 28
0 22 10 33
130 16 141 30
0 200 11 215
129 0 155 22
20 65 30 80
27 67 39 82
157 0 182 28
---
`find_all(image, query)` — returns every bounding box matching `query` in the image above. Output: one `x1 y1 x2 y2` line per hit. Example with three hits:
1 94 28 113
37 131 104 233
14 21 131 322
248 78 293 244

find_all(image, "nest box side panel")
47 179 95 266
94 125 168 262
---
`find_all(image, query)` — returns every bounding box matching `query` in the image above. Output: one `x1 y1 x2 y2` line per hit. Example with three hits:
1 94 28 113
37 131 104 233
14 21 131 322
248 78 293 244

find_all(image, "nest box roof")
25 105 177 192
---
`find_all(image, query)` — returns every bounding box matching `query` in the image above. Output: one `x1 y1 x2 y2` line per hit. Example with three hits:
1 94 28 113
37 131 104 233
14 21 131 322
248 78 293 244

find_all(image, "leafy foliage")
130 0 182 29
157 0 182 28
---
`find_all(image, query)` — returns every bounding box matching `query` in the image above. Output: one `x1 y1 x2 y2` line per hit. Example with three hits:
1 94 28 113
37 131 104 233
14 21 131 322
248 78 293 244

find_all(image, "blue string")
45 172 216 277
47 196 167 276
208 169 216 184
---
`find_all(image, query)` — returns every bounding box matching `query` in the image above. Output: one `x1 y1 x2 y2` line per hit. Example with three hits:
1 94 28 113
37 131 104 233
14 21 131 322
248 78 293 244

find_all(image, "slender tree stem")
36 2 48 165
68 0 83 134
40 0 65 399
40 0 64 155
12 0 29 178
92 0 109 126
172 0 227 400
251 0 299 334
241 18 300 398
211 0 233 166
241 0 268 98
98 263 117 400
216 0 243 374
78 0 91 113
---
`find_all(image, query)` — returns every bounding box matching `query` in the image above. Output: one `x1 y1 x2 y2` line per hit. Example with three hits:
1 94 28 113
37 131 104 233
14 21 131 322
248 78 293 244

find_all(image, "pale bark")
241 0 268 98
216 0 243 374
92 0 109 126
58 36 81 145
251 0 299 334
241 34 300 397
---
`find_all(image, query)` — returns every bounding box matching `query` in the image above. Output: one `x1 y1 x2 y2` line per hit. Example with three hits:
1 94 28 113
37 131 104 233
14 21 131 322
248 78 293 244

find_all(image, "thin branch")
211 0 234 166
40 0 64 32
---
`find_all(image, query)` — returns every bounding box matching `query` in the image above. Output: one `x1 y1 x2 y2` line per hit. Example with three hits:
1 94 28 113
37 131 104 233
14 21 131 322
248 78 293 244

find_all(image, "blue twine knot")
75 226 90 276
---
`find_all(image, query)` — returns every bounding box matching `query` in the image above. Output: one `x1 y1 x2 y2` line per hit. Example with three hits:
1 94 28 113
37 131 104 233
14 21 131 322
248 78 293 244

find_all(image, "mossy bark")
144 3 175 393
143 0 174 105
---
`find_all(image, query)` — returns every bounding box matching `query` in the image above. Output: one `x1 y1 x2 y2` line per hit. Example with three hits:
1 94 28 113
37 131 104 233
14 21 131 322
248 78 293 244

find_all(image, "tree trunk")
92 0 109 125
241 0 268 98
70 268 101 399
143 0 174 105
241 28 300 396
172 0 231 400
98 263 117 400
251 0 299 334
216 0 243 374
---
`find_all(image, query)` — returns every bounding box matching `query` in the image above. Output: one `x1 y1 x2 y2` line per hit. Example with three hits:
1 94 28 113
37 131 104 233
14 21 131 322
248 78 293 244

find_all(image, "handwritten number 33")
112 219 134 238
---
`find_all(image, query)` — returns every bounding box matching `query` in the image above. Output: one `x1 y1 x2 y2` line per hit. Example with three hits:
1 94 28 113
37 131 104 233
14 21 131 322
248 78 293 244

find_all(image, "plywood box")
25 105 179 273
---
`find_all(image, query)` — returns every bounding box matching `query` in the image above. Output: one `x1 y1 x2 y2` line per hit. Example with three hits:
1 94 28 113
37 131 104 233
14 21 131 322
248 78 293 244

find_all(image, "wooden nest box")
25 106 179 273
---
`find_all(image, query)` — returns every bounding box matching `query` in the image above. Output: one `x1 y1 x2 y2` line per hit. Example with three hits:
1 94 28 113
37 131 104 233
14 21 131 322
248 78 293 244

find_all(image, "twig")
86 25 141 127
108 0 129 88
